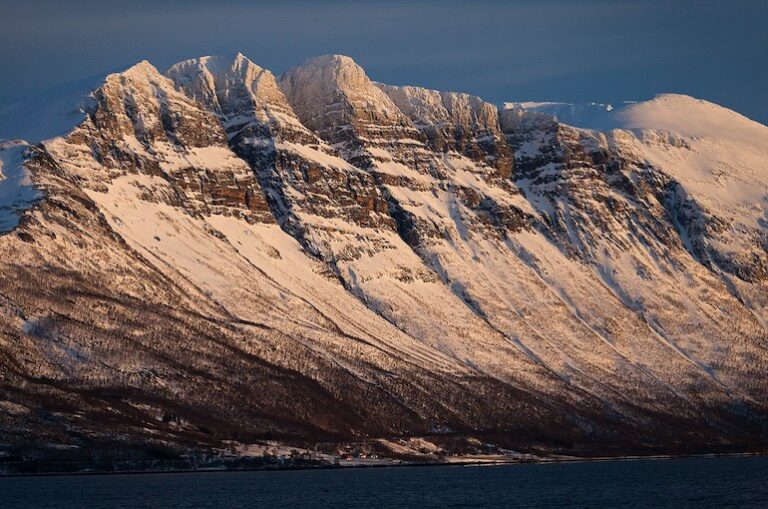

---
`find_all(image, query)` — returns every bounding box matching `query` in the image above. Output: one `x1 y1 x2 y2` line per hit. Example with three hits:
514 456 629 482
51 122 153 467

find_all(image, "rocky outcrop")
168 54 395 259
166 53 317 144
379 84 513 179
52 60 274 223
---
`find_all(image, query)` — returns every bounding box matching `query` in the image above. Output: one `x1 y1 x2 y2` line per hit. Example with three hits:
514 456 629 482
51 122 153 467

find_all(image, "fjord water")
3 456 768 508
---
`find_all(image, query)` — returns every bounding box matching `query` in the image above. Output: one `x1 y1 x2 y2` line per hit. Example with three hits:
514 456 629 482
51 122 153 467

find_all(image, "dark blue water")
3 456 768 508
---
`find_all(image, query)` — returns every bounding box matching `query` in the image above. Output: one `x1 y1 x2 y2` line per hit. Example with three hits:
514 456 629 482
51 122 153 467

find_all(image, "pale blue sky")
1 0 766 122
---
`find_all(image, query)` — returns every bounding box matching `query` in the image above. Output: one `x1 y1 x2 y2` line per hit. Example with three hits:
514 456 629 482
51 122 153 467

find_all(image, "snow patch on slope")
0 141 40 232
0 74 107 143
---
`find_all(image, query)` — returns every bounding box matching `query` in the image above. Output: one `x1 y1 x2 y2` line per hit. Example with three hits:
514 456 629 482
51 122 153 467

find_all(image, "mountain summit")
0 53 766 470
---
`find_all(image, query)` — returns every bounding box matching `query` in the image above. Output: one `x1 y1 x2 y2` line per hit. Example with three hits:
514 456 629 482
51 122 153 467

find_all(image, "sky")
1 0 766 123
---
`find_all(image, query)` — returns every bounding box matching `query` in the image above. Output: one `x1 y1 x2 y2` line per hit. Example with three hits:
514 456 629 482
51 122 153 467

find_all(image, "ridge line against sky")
1 0 766 124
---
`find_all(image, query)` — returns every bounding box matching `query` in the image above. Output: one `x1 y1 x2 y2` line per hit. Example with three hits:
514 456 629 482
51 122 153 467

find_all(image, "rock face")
1 53 767 467
166 53 317 144
60 59 274 222
378 84 513 178
279 55 416 148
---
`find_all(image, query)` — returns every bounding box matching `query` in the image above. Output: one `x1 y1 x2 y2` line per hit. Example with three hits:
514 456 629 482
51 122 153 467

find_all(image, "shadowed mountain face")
0 54 766 466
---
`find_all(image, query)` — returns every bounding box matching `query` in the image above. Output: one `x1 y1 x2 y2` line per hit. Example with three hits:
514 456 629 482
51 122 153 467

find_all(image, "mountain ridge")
0 53 766 471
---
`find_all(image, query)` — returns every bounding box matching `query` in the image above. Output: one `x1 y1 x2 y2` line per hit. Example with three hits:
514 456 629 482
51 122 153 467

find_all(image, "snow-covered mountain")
0 53 766 468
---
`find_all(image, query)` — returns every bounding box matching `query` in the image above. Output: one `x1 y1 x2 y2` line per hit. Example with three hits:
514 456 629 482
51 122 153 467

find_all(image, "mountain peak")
280 54 370 93
299 54 359 68
168 53 266 85
166 53 272 107
278 54 412 145
118 59 163 80
614 93 768 143
167 53 312 141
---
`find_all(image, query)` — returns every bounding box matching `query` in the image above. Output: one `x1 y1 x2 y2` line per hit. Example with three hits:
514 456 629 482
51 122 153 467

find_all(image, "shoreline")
3 450 766 479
